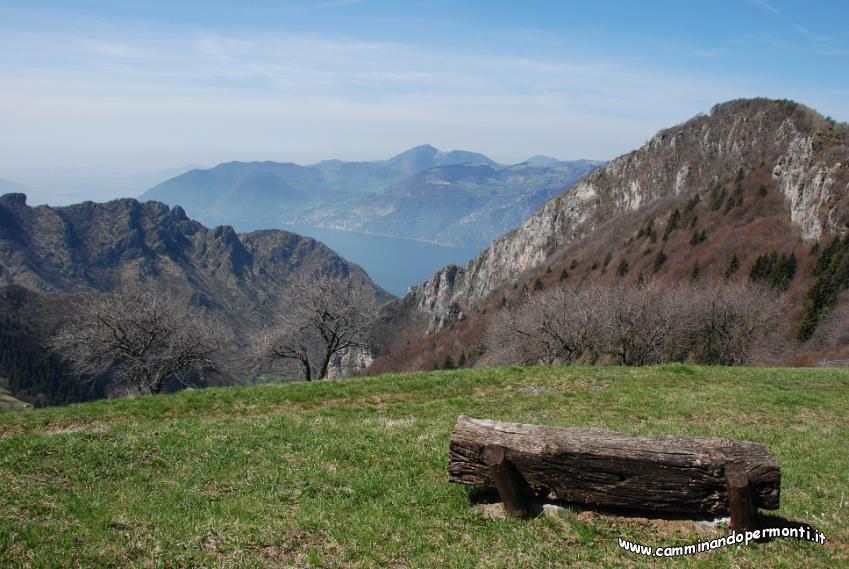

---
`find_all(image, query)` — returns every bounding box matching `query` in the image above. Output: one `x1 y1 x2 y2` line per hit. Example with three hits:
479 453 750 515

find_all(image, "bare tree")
251 274 377 380
48 285 223 395
596 279 692 366
685 280 786 365
486 279 786 367
484 285 605 366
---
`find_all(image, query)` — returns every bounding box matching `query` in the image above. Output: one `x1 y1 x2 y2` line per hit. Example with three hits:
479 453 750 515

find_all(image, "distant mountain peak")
525 155 560 167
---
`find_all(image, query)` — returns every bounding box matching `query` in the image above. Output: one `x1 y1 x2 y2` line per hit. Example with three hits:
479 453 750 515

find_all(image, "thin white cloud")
0 12 845 203
746 0 780 14
254 0 367 14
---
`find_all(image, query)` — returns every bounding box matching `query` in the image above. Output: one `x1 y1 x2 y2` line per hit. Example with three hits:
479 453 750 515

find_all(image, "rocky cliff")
401 99 849 332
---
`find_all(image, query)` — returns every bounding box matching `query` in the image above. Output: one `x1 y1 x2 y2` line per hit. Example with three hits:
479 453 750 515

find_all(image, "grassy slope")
1 365 847 568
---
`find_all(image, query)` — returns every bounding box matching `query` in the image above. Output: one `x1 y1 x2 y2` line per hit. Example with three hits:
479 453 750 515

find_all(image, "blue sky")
2 1 848 204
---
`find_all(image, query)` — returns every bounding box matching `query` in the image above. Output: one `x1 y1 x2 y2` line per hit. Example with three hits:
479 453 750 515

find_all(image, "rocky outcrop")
401 99 849 332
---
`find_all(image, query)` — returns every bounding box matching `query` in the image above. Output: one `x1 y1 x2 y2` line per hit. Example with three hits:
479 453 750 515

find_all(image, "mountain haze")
140 146 603 249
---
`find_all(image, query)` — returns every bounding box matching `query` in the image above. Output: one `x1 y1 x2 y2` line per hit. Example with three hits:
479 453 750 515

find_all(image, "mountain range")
4 97 849 407
0 193 392 406
0 193 389 328
140 145 603 249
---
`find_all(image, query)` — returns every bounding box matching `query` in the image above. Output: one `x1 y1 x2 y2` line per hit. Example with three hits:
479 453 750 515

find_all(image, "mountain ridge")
380 99 849 346
0 193 390 330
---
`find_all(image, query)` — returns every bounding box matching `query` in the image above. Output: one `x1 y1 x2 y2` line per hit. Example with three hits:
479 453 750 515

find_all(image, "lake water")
238 222 481 296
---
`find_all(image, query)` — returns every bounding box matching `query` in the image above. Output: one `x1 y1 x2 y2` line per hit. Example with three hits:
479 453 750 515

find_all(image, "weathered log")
449 416 780 516
726 467 755 531
483 446 533 518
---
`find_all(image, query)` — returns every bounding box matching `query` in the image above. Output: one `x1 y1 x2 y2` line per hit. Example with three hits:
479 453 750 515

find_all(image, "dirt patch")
252 530 344 568
515 385 556 394
43 422 109 436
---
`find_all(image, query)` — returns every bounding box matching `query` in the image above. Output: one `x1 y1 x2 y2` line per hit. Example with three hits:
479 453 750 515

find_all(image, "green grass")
1 365 848 568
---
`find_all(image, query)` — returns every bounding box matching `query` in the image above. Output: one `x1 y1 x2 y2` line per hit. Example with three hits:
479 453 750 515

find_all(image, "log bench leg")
726 466 755 531
483 446 532 518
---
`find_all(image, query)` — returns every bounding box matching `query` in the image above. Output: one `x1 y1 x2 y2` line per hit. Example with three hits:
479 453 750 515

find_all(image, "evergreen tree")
690 262 701 281
724 254 740 279
652 250 668 273
798 235 849 340
662 209 681 240
601 252 613 273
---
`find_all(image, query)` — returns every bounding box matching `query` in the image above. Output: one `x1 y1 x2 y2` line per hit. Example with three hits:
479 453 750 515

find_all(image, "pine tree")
458 352 466 367
601 252 613 273
652 250 668 273
724 254 740 279
616 259 629 277
662 209 681 241
690 262 700 281
443 355 455 370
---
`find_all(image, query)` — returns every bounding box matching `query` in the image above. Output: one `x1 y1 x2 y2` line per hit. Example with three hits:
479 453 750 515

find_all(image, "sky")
1 1 848 205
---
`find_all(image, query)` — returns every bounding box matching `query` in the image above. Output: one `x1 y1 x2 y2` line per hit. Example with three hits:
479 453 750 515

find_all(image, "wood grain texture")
726 467 756 531
483 446 533 518
448 416 780 516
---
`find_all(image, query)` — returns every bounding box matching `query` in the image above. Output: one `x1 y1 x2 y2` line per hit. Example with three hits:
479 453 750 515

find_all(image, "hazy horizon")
3 1 849 205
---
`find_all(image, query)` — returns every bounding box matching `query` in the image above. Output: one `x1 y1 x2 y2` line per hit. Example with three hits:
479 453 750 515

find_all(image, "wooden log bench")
448 416 780 528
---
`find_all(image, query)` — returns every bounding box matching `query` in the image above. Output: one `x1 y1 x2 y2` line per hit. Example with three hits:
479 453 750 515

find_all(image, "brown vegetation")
368 162 846 373
482 279 785 367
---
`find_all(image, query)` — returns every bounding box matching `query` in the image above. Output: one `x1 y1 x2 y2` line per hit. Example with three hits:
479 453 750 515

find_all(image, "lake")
235 222 481 296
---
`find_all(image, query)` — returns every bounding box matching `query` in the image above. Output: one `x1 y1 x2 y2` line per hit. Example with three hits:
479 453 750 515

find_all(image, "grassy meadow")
1 365 847 567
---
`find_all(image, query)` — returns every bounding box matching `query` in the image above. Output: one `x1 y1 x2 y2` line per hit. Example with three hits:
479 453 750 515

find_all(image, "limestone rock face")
400 99 849 333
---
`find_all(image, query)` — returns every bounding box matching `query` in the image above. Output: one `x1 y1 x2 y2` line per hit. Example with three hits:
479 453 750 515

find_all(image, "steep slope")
0 193 390 330
367 99 849 371
0 285 109 407
399 99 849 330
